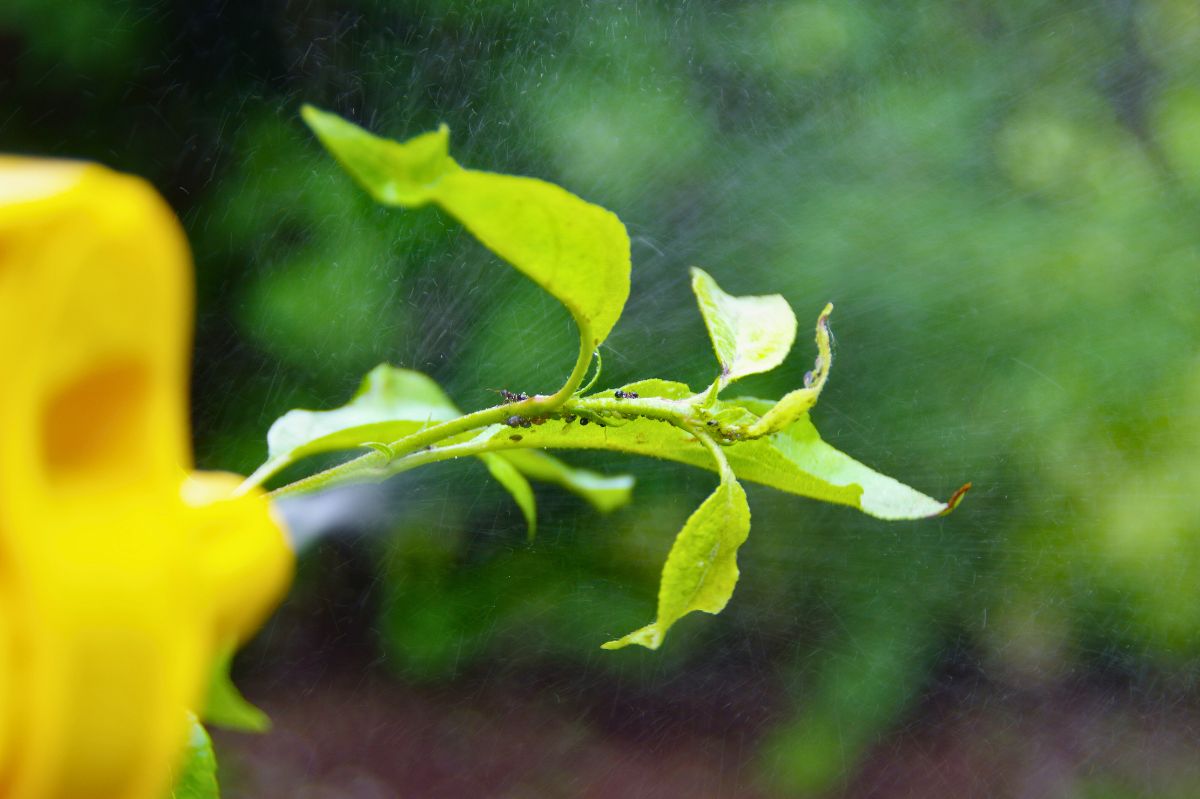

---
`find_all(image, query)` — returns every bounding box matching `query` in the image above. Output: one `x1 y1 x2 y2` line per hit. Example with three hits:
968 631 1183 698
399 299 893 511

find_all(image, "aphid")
505 415 524 427
580 417 590 426
532 417 546 425
562 414 577 424
520 419 532 428
614 389 639 399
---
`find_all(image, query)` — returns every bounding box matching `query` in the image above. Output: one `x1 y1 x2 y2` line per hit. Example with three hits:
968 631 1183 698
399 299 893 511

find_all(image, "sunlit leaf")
435 169 631 346
167 714 219 799
301 105 631 346
300 105 455 206
603 454 750 650
480 452 537 540
202 644 269 733
478 392 961 521
742 303 834 437
691 266 798 389
266 364 460 466
617 378 696 400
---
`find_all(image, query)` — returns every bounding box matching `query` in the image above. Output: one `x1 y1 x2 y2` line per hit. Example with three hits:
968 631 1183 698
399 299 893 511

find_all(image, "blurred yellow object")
0 158 293 799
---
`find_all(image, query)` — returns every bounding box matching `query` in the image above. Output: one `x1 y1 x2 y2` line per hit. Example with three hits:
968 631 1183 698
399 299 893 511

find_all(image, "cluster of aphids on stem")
498 389 544 431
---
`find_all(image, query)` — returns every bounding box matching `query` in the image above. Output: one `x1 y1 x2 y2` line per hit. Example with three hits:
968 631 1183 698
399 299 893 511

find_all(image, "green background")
3 1 1199 796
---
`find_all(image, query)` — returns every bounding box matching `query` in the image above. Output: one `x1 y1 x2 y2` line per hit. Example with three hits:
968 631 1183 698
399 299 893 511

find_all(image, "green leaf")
202 644 270 733
732 401 970 520
603 451 751 650
690 266 798 389
261 364 635 512
302 105 631 347
435 169 631 346
300 105 455 206
499 449 633 513
479 402 961 521
741 303 835 437
617 378 696 400
266 364 460 468
480 452 537 540
167 714 219 799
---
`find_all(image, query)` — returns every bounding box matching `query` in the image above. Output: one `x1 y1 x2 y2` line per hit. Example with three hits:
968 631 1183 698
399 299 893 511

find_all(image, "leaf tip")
601 623 663 651
299 102 334 134
940 482 972 515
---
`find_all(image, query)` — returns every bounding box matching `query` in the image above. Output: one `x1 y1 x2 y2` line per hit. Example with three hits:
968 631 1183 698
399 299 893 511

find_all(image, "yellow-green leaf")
477 403 961 521
435 169 630 346
603 461 750 651
691 266 798 389
480 452 537 540
260 364 634 512
742 302 835 437
499 449 633 513
266 364 460 466
301 105 631 346
300 105 455 206
167 714 219 799
201 644 270 733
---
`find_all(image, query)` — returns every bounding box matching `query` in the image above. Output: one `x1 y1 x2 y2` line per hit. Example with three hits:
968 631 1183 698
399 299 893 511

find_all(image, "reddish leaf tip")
940 482 972 515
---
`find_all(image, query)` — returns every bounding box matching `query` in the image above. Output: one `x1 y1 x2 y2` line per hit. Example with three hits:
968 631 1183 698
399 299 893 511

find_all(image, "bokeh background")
4 1 1200 796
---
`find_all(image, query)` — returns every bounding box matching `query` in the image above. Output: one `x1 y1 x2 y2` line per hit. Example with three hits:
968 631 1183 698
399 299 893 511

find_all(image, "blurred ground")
221 648 1200 799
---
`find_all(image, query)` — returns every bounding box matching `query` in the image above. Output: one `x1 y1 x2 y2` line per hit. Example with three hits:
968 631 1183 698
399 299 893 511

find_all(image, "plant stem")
269 323 596 498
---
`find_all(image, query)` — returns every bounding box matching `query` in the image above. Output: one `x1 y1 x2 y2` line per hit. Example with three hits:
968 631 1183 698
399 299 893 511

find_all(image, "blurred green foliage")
3 0 1198 794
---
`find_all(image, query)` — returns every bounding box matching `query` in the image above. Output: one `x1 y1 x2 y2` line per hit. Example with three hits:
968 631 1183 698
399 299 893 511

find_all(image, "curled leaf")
742 302 834 438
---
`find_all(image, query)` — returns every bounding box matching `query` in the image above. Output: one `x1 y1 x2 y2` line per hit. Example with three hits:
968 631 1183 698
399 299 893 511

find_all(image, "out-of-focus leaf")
301 105 631 347
691 266 797 389
201 645 269 733
603 452 751 650
167 714 219 799
499 449 634 513
480 452 537 540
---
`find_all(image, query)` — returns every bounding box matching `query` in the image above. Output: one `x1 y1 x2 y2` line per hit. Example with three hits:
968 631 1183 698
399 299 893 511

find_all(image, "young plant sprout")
243 105 969 651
